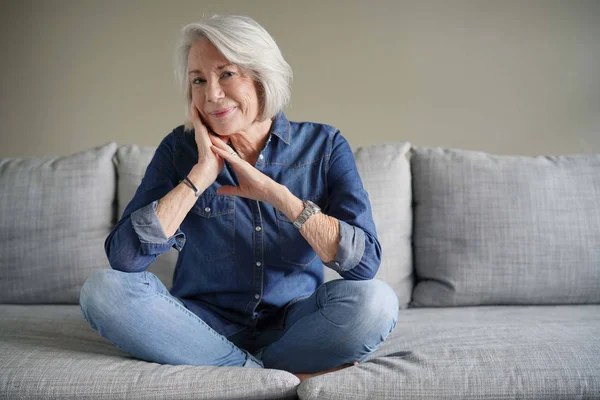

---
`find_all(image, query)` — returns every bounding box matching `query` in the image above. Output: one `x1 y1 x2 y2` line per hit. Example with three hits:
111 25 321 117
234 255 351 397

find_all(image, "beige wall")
0 0 599 158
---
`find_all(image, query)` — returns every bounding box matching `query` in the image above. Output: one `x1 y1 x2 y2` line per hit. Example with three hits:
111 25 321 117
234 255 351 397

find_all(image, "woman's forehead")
187 39 230 71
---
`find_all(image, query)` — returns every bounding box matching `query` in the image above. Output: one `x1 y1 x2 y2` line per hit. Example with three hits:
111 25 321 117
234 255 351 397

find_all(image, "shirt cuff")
130 200 186 255
324 219 365 273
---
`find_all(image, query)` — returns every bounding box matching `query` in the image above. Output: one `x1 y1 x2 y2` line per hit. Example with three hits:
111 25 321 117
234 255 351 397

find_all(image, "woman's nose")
205 79 224 102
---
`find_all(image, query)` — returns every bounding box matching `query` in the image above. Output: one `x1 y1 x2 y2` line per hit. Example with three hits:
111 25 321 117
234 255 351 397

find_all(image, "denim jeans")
79 269 399 373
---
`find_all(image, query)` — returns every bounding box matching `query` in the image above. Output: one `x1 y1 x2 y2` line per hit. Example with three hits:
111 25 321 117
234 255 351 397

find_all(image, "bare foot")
294 362 359 383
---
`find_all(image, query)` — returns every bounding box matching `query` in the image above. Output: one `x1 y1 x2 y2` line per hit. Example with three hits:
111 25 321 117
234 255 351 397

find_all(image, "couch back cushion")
116 145 178 289
411 146 600 306
344 142 413 308
0 142 117 304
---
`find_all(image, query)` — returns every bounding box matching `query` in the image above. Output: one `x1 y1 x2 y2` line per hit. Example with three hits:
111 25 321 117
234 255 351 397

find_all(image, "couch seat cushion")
0 305 299 399
298 305 600 399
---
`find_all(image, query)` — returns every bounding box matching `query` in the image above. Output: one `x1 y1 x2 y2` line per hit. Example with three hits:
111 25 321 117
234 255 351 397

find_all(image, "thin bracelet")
180 176 201 197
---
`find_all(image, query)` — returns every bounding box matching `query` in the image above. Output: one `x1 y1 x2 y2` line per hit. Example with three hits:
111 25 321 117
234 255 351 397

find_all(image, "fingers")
215 185 238 196
189 103 206 132
208 132 229 146
211 143 242 163
189 103 212 148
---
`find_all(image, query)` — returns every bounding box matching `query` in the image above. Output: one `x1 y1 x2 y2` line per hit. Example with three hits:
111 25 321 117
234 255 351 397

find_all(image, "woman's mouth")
210 107 236 118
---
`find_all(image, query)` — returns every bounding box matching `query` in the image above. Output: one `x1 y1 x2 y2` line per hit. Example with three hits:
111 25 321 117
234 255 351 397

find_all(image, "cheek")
240 87 259 116
191 90 204 105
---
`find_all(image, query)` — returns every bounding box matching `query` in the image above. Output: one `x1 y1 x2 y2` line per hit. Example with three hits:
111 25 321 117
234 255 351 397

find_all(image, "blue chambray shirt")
105 112 381 337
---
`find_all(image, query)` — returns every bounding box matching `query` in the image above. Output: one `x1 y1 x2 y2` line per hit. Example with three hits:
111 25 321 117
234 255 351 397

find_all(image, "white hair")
174 15 292 130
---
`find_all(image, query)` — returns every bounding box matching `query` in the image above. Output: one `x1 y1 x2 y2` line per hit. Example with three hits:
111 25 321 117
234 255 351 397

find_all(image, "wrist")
271 184 304 221
187 164 212 194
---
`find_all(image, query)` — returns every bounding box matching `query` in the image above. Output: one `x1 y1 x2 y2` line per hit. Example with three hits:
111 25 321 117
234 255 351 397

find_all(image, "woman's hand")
209 137 281 204
189 104 228 188
211 137 341 264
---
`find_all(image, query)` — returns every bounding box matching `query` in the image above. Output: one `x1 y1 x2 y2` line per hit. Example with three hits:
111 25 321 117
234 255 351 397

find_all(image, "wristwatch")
292 200 321 230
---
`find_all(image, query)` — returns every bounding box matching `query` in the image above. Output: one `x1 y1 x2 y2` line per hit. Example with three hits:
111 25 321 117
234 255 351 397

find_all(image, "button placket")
250 200 264 315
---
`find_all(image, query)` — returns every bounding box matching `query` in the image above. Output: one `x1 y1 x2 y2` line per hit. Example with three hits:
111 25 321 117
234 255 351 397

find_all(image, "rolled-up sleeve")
324 132 382 280
105 130 186 273
324 220 365 273
131 200 186 255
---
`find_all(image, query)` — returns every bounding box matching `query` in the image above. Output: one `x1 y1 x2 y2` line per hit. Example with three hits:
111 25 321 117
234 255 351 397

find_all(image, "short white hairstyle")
174 15 292 130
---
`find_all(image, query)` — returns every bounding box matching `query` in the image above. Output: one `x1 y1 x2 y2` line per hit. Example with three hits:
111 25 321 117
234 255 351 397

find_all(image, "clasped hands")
189 104 284 208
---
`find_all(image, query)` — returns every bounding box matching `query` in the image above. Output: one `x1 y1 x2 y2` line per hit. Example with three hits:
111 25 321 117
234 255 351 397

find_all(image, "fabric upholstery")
298 305 600 399
340 142 413 307
0 142 117 304
0 305 299 399
116 144 177 289
410 146 600 306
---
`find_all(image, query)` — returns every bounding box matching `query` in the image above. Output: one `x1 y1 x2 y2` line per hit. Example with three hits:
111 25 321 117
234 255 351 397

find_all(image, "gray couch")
1 140 599 399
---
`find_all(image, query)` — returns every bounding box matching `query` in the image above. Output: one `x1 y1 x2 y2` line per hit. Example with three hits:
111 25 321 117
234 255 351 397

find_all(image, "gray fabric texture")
116 144 178 289
0 142 117 304
410 146 600 306
298 305 600 400
0 305 299 400
341 142 413 307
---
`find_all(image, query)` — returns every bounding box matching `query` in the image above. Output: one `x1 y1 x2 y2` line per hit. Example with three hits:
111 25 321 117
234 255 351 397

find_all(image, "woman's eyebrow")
188 63 233 75
216 63 233 70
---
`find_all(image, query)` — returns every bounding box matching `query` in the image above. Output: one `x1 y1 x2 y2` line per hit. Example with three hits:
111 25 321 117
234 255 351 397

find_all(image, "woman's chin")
211 128 232 136
211 123 240 136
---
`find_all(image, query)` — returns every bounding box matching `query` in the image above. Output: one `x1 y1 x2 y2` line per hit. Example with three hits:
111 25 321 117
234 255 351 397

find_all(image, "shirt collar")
269 111 291 145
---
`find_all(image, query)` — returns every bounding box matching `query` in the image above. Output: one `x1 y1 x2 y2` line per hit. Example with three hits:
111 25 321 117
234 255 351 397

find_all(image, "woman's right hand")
189 103 227 188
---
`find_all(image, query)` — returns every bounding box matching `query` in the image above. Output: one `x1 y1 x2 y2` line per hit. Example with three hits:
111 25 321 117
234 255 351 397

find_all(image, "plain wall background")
0 0 598 158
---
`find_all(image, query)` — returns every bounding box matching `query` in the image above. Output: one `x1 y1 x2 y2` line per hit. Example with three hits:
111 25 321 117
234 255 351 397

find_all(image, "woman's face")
187 39 261 136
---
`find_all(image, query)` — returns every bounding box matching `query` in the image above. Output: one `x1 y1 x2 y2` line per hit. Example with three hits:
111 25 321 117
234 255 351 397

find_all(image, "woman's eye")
192 78 206 84
221 71 235 79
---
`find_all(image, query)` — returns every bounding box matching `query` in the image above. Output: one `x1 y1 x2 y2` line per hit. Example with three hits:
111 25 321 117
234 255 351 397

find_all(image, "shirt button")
259 154 264 160
254 294 260 299
256 261 262 266
204 207 211 212
255 226 262 232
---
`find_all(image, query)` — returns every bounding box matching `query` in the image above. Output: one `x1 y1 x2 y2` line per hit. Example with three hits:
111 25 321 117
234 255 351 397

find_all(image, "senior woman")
80 15 398 381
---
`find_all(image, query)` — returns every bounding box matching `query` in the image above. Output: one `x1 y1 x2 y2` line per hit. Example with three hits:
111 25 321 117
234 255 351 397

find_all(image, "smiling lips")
209 107 236 118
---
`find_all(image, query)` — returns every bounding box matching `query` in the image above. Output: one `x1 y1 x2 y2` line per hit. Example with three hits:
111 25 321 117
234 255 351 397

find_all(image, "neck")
228 118 273 165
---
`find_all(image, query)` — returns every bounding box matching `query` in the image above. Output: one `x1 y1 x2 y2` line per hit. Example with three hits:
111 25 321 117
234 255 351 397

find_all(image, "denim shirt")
105 112 381 337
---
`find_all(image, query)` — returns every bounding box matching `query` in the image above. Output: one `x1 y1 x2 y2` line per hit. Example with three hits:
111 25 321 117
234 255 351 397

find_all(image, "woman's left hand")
209 135 280 204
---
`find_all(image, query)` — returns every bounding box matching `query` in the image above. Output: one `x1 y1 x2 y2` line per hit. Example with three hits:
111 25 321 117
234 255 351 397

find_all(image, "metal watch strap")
292 200 321 230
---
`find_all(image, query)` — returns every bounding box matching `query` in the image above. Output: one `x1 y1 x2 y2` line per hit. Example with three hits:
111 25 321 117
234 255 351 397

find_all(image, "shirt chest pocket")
189 194 235 261
275 198 322 267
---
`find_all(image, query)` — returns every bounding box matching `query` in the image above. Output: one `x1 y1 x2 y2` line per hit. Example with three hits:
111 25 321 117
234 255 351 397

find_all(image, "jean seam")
316 283 345 327
149 285 249 359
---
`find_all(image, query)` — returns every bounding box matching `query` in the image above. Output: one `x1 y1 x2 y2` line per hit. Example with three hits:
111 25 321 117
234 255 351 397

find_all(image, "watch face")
306 200 321 212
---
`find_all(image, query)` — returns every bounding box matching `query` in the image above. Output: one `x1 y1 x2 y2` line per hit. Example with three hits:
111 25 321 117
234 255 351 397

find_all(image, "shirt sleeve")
324 131 382 280
130 200 186 254
104 131 186 273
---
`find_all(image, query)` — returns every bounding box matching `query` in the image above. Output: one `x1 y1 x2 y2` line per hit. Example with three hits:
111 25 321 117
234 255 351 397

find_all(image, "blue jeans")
79 269 398 373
